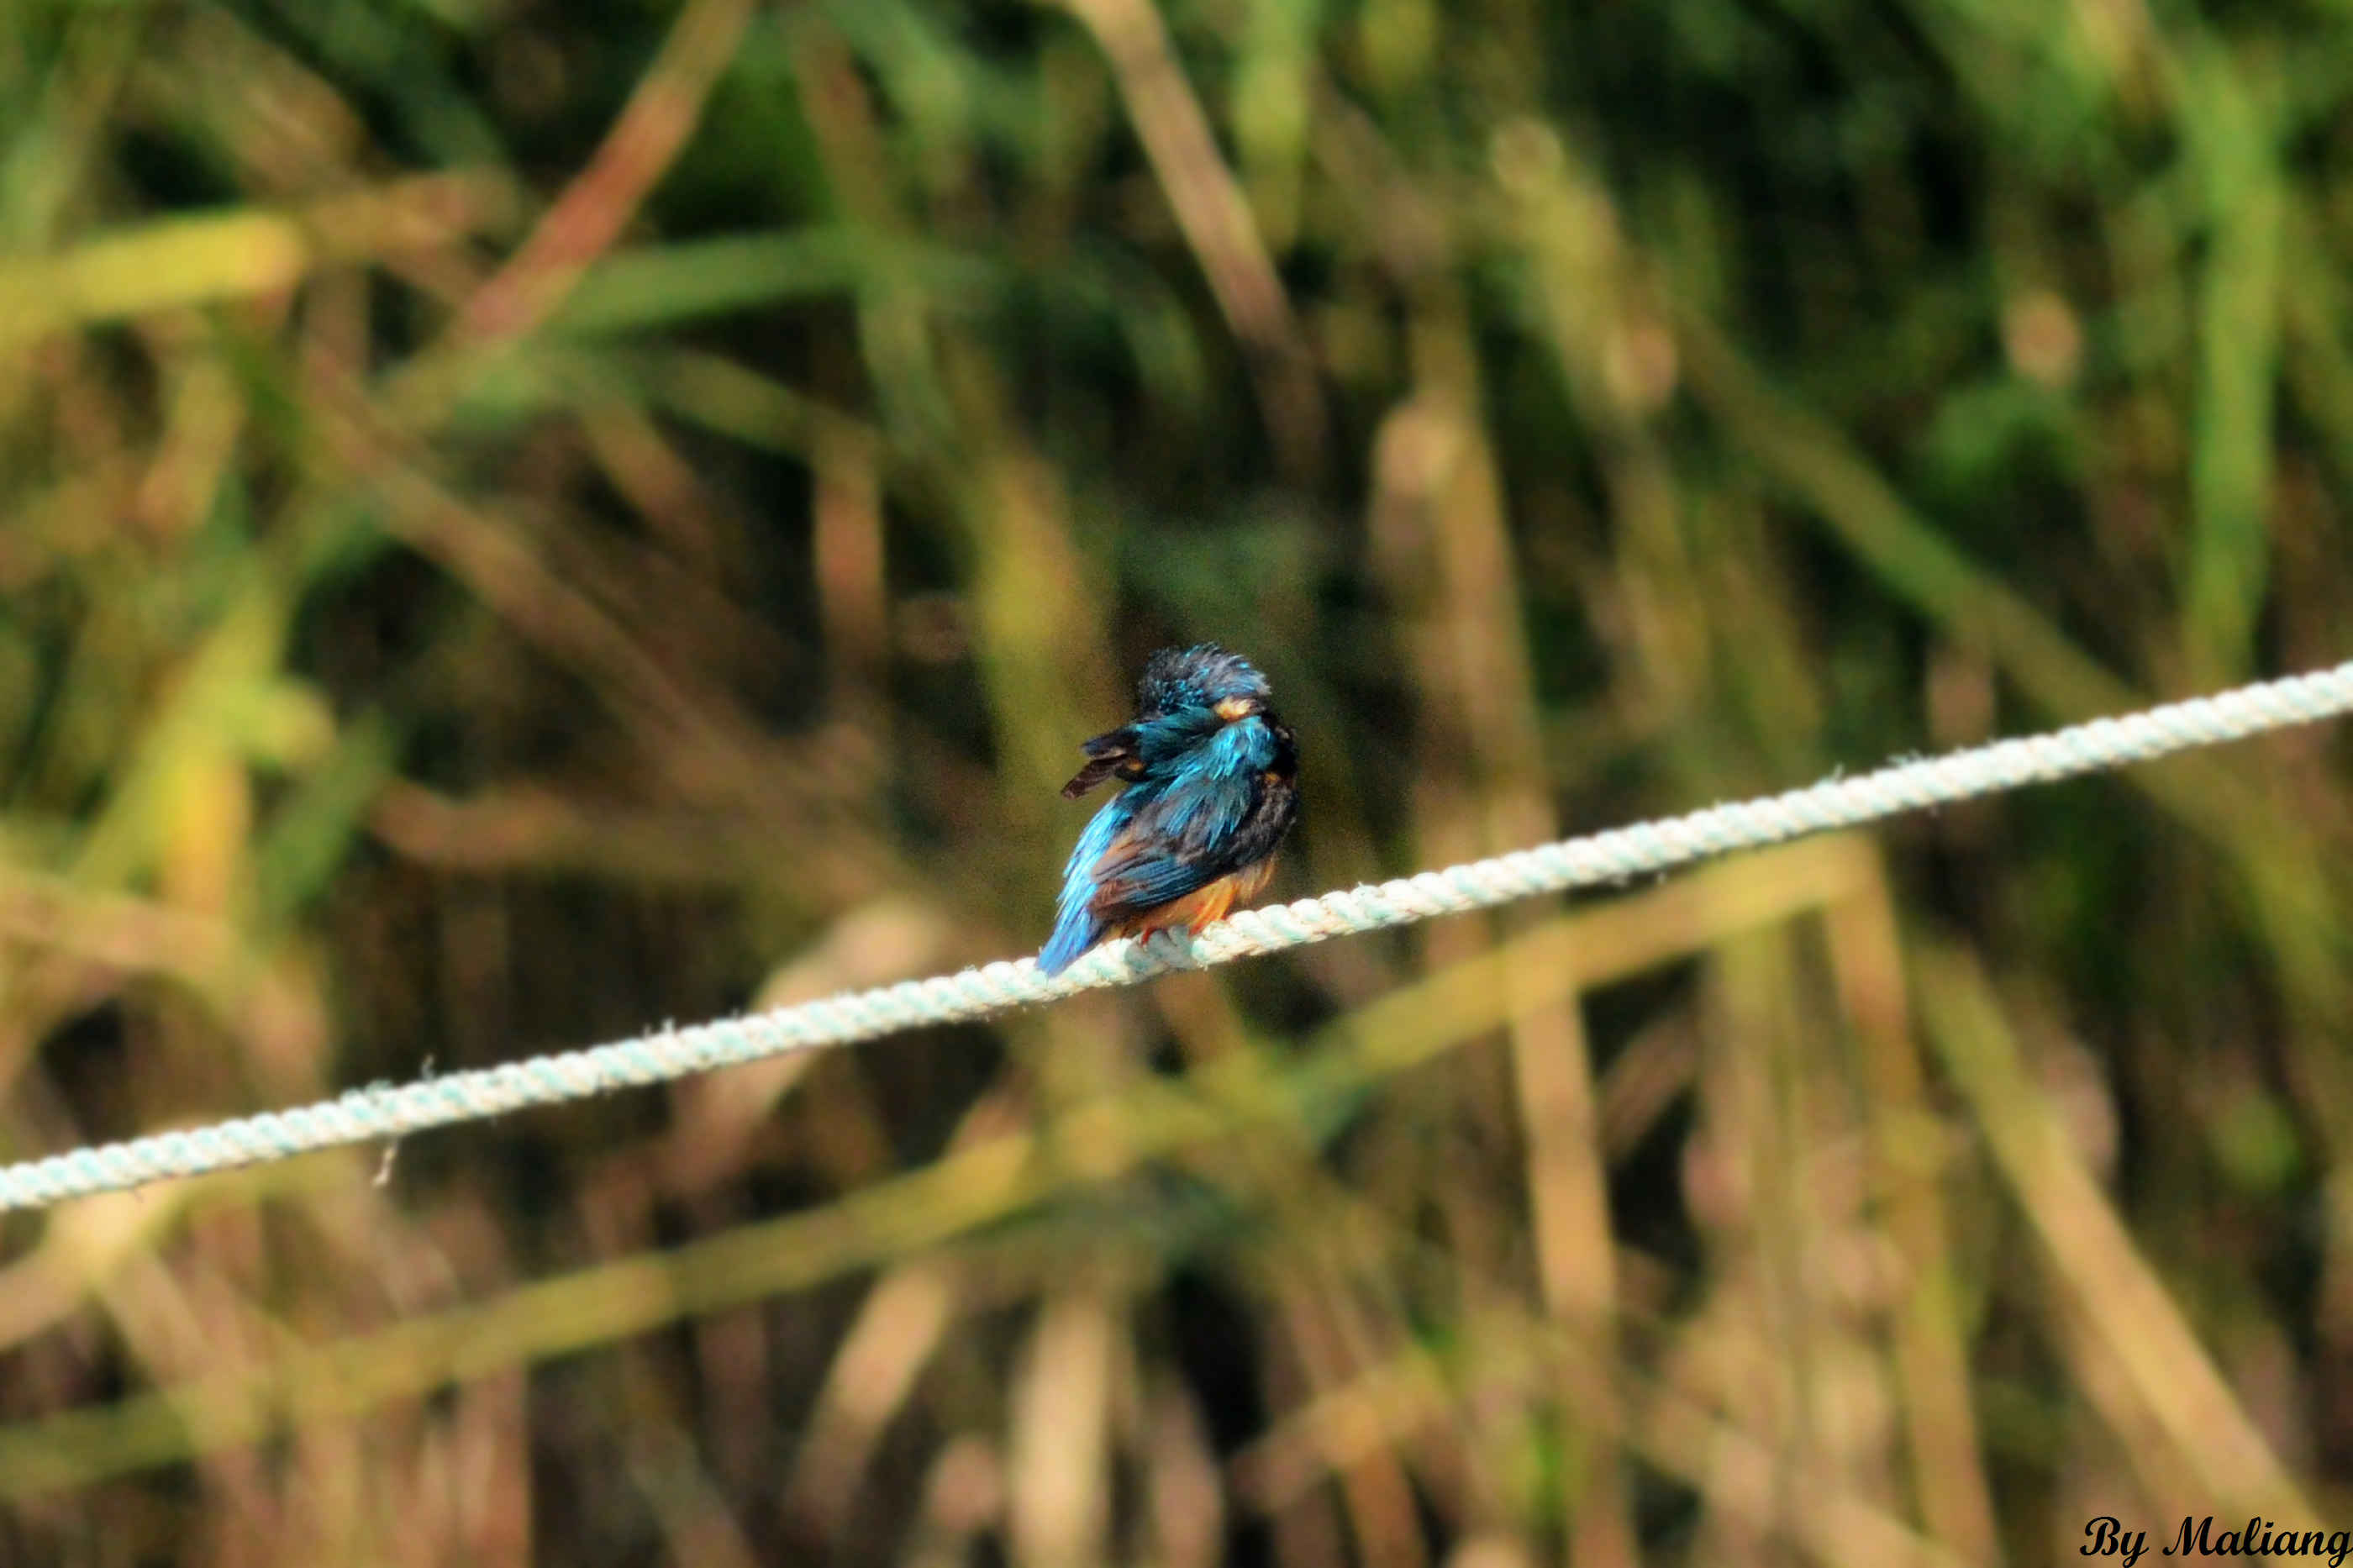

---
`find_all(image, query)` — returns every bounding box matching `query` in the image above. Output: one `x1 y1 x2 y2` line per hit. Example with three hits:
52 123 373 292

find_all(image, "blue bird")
1037 645 1300 976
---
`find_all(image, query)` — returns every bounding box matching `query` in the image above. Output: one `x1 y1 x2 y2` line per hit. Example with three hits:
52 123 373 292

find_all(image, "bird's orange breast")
1112 855 1279 940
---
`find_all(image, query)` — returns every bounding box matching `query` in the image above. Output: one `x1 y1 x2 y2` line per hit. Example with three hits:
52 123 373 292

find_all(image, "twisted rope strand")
4 659 2350 1213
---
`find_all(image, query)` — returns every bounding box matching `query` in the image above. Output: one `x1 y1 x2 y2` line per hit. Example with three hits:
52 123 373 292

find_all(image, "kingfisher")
1036 645 1300 976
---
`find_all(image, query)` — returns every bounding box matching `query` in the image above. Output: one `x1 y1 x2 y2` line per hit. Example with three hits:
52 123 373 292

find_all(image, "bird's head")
1136 644 1273 722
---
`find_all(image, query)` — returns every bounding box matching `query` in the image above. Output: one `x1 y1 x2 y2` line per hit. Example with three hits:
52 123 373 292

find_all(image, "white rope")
3 660 2350 1213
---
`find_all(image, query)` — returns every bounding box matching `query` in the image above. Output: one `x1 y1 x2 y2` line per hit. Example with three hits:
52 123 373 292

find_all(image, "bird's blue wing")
1086 718 1277 915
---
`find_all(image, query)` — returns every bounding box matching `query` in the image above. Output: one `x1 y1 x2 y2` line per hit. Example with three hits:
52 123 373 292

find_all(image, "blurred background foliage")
1 0 2351 1562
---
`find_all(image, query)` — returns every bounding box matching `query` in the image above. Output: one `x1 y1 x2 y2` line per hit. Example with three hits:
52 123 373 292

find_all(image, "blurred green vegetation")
2 0 2352 1563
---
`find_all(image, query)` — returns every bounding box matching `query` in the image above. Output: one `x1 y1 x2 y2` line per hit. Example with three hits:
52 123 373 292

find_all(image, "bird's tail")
1035 908 1103 977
